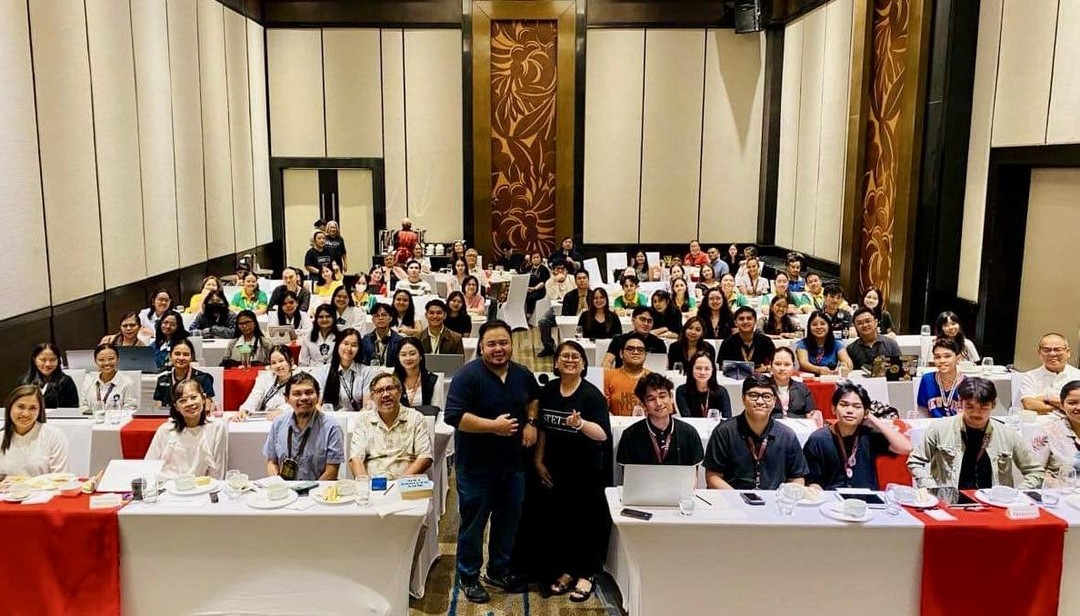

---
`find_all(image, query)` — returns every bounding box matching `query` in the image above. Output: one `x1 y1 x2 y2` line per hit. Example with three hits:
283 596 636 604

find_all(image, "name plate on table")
399 477 434 500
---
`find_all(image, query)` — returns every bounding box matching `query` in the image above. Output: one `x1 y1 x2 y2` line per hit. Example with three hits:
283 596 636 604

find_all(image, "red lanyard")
743 435 769 488
647 425 672 464
830 425 860 480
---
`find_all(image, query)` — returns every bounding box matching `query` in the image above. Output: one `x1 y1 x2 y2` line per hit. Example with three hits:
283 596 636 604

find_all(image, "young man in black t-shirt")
616 373 704 466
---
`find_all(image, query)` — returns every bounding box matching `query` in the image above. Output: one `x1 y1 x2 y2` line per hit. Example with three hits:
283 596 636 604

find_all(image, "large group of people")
5 229 1080 608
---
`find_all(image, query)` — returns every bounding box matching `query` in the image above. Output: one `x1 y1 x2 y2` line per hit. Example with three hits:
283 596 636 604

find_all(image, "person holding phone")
704 374 809 490
802 383 912 490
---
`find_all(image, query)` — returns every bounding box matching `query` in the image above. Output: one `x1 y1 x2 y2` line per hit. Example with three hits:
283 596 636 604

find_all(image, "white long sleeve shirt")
79 371 139 412
144 420 228 480
0 423 69 476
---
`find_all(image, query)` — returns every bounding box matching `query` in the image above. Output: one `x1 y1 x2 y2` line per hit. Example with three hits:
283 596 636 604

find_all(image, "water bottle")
107 394 122 425
919 324 932 367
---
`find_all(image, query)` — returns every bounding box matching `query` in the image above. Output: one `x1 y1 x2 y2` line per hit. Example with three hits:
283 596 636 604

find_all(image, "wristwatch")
526 417 538 427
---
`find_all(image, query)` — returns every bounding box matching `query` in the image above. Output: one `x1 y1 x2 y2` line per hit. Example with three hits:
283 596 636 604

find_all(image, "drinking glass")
707 408 721 422
574 326 583 340
106 406 122 426
355 476 371 506
1042 489 1061 509
678 496 695 517
982 357 994 367
884 483 903 516
322 403 334 415
142 475 159 504
1006 406 1022 433
775 491 796 516
920 324 932 337
93 408 106 424
673 362 684 376
631 405 645 417
225 470 246 500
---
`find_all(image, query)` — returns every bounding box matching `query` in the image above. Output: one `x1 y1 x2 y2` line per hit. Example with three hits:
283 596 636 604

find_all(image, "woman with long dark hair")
666 316 714 371
274 290 312 337
577 288 622 339
150 310 190 370
674 351 731 419
0 385 69 475
444 291 473 336
190 289 235 338
319 328 378 412
19 343 79 409
670 277 696 314
393 337 438 406
795 311 852 376
696 288 734 340
239 345 295 420
391 289 421 337
140 288 175 336
145 378 226 479
860 286 894 335
927 310 979 362
761 295 801 338
648 290 683 339
299 304 339 367
224 310 271 365
329 285 361 330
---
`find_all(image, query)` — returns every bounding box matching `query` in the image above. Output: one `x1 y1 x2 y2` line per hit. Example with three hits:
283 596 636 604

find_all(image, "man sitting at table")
602 306 666 368
615 373 704 465
803 382 912 490
704 374 809 489
820 284 853 338
605 334 651 416
718 306 775 372
419 299 464 356
349 373 433 479
907 377 1044 490
1019 333 1080 414
845 307 901 371
361 303 404 367
538 269 591 358
684 239 710 267
263 372 344 481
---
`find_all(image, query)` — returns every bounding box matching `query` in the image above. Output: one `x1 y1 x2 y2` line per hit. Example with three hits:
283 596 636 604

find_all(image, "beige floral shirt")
349 406 433 479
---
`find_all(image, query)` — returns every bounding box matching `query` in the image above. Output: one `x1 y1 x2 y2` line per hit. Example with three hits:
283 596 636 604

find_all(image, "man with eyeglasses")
1019 333 1080 414
604 334 651 416
348 373 433 480
615 372 704 466
262 373 343 481
602 306 667 368
803 383 911 490
704 374 809 489
845 307 901 371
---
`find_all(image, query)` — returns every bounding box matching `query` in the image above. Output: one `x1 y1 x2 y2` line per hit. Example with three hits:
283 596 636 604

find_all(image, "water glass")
884 483 903 516
355 476 371 506
920 324 932 337
322 403 335 415
93 409 106 424
678 496 695 517
142 475 159 504
574 326 583 340
982 357 994 367
631 405 645 417
707 408 721 422
775 492 796 516
1042 489 1061 509
1006 407 1022 433
106 407 122 426
673 362 684 376
905 409 921 422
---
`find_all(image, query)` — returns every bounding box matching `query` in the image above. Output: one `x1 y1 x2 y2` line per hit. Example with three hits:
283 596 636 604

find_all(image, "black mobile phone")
1024 491 1044 504
840 493 885 506
621 508 653 520
292 481 319 495
740 492 766 506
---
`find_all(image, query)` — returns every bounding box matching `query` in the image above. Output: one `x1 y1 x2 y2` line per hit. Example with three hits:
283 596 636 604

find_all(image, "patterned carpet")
408 328 627 616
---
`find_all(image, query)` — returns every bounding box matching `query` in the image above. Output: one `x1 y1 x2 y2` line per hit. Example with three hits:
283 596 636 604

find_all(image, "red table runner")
223 366 261 412
288 343 301 363
875 417 913 489
804 379 837 420
120 418 166 459
0 494 121 615
910 495 1067 616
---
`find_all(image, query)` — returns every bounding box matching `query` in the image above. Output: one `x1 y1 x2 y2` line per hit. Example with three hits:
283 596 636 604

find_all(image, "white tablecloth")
605 487 924 616
119 483 427 616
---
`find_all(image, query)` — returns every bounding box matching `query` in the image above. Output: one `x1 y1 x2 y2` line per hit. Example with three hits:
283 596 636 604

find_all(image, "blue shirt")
444 359 540 473
794 338 844 370
803 426 892 490
262 410 344 480
917 372 963 418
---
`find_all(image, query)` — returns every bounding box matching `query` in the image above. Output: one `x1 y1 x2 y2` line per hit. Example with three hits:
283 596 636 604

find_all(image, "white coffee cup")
842 498 868 518
267 484 290 501
990 485 1018 503
334 480 356 496
9 484 32 500
174 474 196 491
779 483 807 502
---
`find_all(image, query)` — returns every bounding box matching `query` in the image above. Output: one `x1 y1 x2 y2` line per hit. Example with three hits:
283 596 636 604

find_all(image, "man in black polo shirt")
602 306 667 368
821 284 853 338
616 373 704 466
704 374 809 489
718 306 775 372
845 307 901 371
444 320 540 604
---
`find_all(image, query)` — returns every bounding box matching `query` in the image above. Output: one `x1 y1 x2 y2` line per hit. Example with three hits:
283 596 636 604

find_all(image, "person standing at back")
444 320 540 604
323 221 348 272
393 218 419 266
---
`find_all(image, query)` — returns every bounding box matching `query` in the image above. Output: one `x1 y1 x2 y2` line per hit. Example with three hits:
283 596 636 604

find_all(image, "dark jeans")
538 307 557 351
455 467 525 583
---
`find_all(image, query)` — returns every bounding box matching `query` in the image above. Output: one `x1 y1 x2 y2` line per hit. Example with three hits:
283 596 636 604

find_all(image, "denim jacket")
907 416 1044 489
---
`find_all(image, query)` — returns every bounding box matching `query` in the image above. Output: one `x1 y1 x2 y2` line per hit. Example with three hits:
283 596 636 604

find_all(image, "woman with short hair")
769 347 819 420
145 378 227 480
230 273 268 314
79 343 138 412
100 311 146 347
153 339 216 411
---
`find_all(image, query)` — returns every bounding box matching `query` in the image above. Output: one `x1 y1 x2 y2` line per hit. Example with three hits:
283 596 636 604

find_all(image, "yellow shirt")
314 280 342 297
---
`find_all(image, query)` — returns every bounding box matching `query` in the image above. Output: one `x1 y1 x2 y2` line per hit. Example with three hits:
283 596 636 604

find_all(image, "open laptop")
266 325 295 346
428 353 466 378
47 407 90 419
133 406 172 418
644 353 668 373
621 464 697 507
118 346 158 373
65 349 96 371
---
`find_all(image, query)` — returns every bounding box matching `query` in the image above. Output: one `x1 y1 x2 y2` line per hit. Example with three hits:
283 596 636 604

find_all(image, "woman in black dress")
577 288 622 339
532 340 612 602
696 288 735 340
19 343 79 409
443 291 473 337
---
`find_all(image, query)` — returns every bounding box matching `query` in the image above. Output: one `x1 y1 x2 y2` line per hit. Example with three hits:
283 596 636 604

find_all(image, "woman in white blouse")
329 286 363 330
299 305 339 367
0 385 69 476
79 343 139 413
238 345 295 421
392 337 438 407
145 379 227 480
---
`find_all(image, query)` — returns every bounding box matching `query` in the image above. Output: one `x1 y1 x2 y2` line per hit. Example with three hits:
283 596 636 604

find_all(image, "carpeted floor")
408 327 627 616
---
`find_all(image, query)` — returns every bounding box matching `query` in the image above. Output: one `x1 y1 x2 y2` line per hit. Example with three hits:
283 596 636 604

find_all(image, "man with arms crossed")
1019 333 1080 414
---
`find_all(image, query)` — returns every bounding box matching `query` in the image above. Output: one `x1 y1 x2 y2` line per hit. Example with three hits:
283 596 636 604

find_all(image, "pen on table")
695 494 712 507
385 482 396 494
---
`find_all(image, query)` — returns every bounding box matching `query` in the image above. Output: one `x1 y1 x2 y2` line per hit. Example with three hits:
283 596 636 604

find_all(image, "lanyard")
340 369 360 411
829 425 860 480
740 340 755 362
743 434 770 489
429 332 441 354
287 422 313 459
699 390 710 418
647 422 673 464
260 380 288 411
96 381 117 405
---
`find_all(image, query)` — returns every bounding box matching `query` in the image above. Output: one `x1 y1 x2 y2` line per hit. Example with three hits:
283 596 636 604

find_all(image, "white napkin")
370 498 427 518
925 509 957 521
287 497 316 511
21 491 55 505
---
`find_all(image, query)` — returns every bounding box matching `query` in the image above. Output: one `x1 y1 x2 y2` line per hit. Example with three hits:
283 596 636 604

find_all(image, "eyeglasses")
558 354 582 362
624 347 646 354
1040 347 1068 354
745 392 775 403
372 385 400 395
237 320 255 326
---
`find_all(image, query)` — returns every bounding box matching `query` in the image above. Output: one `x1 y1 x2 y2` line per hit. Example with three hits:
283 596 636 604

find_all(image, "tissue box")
399 477 434 500
1006 504 1040 520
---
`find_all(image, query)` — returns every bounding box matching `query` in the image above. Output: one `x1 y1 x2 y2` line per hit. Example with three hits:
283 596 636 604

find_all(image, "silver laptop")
118 346 158 373
621 464 697 507
65 350 96 371
266 325 295 345
428 353 466 377
644 353 668 373
47 407 89 419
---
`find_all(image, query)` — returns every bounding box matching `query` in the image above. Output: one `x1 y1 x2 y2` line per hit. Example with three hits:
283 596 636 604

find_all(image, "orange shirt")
604 367 650 416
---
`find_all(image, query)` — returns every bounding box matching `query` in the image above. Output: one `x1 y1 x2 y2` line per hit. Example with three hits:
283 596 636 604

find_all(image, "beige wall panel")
699 30 764 244
1014 169 1080 369
132 0 180 276
991 0 1057 147
225 9 255 250
87 0 147 287
639 30 706 244
792 6 826 255
284 169 320 269
774 19 803 249
813 0 853 262
167 0 207 266
267 29 325 157
0 0 50 318
199 0 235 258
404 29 463 241
338 169 376 268
324 29 383 158
381 30 408 230
1048 0 1080 144
958 0 1004 301
584 29 645 244
28 0 103 303
248 20 273 246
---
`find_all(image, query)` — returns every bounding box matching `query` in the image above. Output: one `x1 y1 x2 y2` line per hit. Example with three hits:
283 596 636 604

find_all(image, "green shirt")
230 290 268 312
